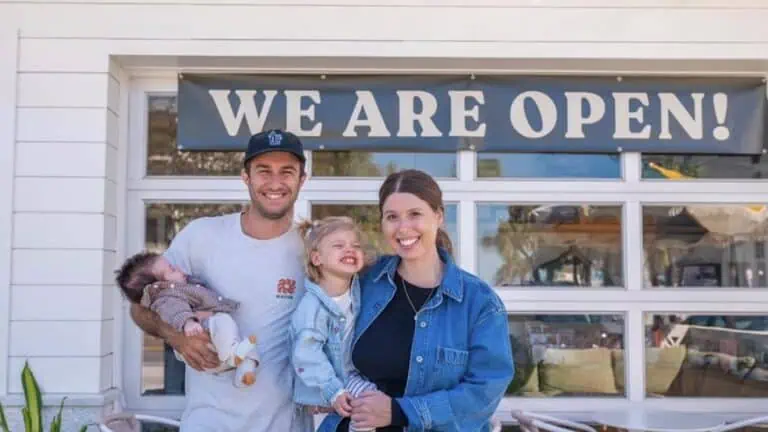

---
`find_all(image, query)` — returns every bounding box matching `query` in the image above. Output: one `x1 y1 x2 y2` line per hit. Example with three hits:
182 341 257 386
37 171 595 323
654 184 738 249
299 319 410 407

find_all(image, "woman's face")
381 192 443 261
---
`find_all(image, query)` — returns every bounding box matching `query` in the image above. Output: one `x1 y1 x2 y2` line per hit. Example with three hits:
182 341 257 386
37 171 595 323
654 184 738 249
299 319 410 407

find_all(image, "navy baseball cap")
243 129 306 167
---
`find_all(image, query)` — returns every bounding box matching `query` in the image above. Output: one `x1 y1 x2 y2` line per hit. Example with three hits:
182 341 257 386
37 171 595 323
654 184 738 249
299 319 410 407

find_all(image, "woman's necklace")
400 276 437 321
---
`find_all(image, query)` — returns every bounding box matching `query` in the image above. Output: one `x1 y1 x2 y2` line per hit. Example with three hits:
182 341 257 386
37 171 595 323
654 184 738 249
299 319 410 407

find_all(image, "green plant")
0 361 87 432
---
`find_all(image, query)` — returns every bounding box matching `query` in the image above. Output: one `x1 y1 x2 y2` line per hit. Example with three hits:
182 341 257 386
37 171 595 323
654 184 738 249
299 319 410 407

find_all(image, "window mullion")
459 200 476 273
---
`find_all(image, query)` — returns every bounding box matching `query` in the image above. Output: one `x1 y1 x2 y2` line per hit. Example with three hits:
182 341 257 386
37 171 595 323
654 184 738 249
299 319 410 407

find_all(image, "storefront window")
507 314 625 397
147 95 244 176
477 204 623 287
646 314 768 397
143 202 245 395
313 151 456 177
643 205 768 288
642 154 768 180
478 153 620 178
310 203 458 255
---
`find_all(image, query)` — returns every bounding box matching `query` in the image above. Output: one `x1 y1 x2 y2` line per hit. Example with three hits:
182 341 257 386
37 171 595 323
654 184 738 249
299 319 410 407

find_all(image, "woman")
318 169 515 432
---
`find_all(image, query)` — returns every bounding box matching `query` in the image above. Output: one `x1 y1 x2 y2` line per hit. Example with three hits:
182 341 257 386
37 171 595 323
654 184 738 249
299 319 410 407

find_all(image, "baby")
291 217 378 432
115 251 260 387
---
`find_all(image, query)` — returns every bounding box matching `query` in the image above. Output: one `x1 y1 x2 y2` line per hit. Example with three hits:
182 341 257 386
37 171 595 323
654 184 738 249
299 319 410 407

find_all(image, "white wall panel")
11 285 111 321
17 108 107 142
8 357 104 394
13 214 114 250
12 250 111 285
10 320 112 356
14 178 108 213
17 73 110 108
16 142 110 178
14 5 768 42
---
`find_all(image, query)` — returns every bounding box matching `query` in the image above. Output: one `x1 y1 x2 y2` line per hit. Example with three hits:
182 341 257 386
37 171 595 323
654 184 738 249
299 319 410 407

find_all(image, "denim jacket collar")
372 248 464 302
303 274 361 316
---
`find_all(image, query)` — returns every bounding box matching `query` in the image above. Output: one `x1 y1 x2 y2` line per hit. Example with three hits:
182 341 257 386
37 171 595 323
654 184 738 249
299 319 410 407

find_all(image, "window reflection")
477 204 623 287
312 151 456 178
143 202 245 395
477 153 620 178
643 205 768 287
646 314 768 397
311 203 458 256
147 95 244 176
643 154 768 180
507 314 625 397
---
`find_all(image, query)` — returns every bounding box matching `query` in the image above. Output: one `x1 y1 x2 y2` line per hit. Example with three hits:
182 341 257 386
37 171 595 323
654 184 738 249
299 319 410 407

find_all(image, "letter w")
208 90 277 136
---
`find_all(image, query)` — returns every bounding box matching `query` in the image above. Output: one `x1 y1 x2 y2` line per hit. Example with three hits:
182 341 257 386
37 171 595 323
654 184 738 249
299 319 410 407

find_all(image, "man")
130 129 313 431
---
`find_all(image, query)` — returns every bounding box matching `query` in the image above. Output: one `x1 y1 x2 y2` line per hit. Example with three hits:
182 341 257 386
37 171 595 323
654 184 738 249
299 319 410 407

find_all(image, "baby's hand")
183 320 204 336
194 311 213 321
332 391 352 417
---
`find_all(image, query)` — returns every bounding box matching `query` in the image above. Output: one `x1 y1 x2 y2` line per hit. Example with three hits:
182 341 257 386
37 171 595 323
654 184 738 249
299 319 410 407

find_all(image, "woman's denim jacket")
290 275 362 407
319 249 515 432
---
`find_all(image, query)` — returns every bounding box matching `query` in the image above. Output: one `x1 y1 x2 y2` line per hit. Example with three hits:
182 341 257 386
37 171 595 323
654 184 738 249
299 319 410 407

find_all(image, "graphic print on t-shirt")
276 278 297 299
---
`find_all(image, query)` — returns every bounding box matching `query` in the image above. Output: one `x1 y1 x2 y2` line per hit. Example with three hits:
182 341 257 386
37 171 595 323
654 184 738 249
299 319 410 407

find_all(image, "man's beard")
248 189 295 220
251 201 291 220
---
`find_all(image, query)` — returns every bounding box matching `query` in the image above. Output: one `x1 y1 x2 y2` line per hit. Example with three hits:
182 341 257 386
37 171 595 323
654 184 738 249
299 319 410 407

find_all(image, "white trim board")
0 24 19 397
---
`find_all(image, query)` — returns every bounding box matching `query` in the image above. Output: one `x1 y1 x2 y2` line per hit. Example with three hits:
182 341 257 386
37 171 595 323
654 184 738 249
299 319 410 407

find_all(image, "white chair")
97 413 180 432
712 414 768 432
510 411 598 432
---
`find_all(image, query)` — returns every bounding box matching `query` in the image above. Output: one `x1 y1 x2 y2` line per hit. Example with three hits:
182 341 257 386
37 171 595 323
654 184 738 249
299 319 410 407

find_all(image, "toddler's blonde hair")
297 216 373 283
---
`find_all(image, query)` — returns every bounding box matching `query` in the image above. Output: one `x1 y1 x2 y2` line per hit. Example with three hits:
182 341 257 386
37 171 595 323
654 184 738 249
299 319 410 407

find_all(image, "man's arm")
129 303 219 371
130 303 176 340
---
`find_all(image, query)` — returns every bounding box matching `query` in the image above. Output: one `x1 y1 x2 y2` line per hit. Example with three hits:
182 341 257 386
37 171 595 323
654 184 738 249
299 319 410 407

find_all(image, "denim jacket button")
419 321 427 328
416 356 424 363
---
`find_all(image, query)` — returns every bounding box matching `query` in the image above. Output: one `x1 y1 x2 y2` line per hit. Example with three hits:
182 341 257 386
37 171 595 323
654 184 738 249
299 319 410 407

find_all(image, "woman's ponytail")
436 227 454 258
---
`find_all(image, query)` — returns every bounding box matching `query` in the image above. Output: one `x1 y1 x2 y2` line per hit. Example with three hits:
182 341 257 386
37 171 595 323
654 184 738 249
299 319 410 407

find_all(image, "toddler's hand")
184 320 204 336
332 391 352 417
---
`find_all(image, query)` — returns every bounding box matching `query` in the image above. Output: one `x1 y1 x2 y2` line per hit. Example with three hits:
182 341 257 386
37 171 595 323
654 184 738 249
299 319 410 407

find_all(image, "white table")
590 408 730 432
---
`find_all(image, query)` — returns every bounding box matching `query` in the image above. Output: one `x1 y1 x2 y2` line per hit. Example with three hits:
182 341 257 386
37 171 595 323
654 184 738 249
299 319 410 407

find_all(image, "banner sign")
177 74 767 154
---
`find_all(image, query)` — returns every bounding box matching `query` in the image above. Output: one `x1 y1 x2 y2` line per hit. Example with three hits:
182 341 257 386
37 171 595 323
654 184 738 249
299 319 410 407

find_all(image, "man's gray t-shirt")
164 212 312 432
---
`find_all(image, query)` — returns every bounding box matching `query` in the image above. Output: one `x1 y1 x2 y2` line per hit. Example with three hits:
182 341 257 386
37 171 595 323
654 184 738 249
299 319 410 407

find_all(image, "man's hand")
168 331 220 371
332 391 353 417
129 303 219 371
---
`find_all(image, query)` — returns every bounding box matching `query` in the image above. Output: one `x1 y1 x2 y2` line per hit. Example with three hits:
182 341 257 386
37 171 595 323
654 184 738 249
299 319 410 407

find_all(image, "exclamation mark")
713 93 730 141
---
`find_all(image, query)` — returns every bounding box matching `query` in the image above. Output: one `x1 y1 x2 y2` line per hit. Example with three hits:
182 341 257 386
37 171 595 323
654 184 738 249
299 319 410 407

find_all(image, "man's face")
241 151 305 221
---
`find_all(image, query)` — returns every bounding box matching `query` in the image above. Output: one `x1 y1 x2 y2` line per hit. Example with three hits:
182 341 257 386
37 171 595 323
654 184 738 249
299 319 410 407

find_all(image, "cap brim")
244 148 306 165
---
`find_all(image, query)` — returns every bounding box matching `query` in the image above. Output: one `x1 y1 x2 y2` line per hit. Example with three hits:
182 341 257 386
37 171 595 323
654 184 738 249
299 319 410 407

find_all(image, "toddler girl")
291 216 377 431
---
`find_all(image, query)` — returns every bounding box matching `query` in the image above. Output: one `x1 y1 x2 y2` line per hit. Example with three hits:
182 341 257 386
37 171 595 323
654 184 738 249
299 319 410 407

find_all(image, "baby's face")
151 257 187 283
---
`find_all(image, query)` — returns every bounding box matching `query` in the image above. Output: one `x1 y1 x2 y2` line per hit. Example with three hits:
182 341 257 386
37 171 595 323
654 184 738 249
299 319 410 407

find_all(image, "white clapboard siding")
12 4 768 42
10 320 112 357
11 285 113 321
16 142 114 179
14 178 115 214
3 0 768 6
12 249 115 286
13 214 116 250
17 73 111 108
8 357 110 394
17 107 109 143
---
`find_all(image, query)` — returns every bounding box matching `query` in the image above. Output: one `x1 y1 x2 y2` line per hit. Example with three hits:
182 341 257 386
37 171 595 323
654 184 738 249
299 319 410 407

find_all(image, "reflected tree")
148 96 244 176
481 206 542 286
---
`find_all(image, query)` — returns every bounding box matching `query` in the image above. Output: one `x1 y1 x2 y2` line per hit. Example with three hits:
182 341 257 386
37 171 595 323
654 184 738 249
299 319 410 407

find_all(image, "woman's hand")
349 390 392 429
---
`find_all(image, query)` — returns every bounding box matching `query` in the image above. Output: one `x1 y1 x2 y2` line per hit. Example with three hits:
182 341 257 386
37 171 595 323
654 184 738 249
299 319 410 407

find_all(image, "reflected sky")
478 153 621 178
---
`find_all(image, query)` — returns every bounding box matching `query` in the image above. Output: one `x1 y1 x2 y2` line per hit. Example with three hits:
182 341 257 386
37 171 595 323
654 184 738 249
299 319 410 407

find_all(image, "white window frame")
123 74 768 420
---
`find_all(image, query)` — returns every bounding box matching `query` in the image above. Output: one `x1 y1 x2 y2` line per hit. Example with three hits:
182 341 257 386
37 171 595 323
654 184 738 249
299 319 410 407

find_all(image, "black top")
336 272 438 432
